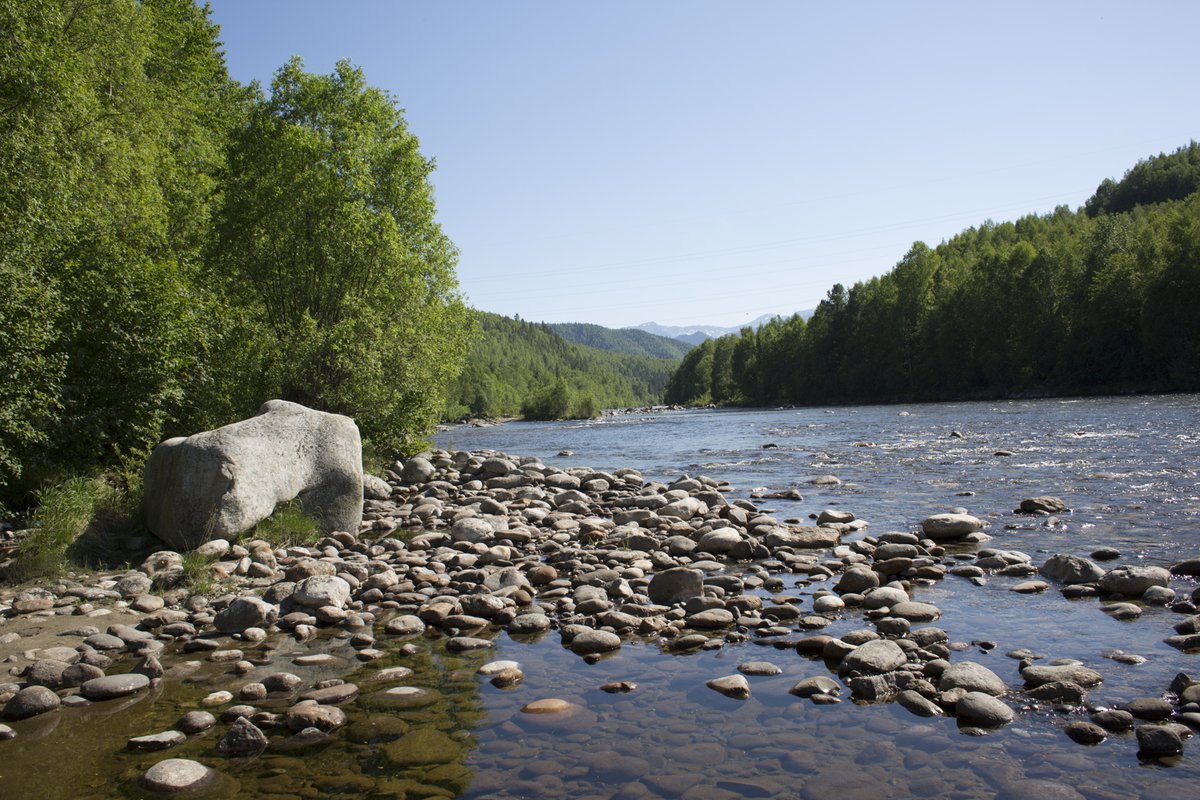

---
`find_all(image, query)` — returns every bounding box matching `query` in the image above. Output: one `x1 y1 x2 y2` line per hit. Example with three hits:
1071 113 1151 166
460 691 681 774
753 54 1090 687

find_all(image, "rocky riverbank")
3 448 1200 796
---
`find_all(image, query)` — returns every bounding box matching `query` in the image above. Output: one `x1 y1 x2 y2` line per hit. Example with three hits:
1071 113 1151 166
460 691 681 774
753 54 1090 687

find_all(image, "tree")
0 0 237 492
214 58 472 453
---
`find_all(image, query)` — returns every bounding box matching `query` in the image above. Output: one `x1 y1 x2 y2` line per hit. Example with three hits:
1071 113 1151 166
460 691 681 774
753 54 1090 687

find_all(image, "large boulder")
1099 565 1170 597
143 400 362 550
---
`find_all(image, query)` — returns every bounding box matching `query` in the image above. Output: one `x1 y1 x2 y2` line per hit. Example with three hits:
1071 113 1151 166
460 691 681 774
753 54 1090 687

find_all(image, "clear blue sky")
206 1 1200 329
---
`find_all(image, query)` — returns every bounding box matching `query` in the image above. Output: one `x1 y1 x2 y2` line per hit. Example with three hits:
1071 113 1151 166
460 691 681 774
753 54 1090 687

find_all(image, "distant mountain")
546 322 693 359
628 311 812 343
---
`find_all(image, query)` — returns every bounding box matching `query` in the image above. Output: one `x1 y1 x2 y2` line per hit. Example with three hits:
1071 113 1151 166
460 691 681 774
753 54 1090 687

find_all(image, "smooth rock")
1099 565 1170 597
143 399 363 549
940 662 1007 696
81 672 150 700
839 639 907 675
1 686 61 720
706 675 751 699
956 691 1013 726
140 758 217 793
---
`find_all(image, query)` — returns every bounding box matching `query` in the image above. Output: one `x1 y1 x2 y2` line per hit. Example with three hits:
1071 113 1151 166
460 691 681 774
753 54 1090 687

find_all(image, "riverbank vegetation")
666 143 1200 406
0 1 468 507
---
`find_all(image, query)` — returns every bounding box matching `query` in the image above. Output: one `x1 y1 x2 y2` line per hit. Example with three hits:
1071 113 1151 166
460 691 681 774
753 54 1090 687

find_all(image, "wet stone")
1137 724 1184 757
2 685 61 720
128 730 187 751
955 692 1013 727
1064 721 1106 745
299 683 359 705
285 702 347 732
217 716 268 756
1124 697 1173 720
568 629 621 655
1090 709 1134 732
177 711 217 735
737 661 782 676
140 758 217 793
706 675 751 699
80 672 150 700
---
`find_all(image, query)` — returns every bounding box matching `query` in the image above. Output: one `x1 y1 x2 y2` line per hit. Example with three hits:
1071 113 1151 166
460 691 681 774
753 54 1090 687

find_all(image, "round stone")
568 629 621 655
956 691 1014 727
521 698 573 714
140 758 217 793
1 686 61 721
80 672 150 701
177 711 217 735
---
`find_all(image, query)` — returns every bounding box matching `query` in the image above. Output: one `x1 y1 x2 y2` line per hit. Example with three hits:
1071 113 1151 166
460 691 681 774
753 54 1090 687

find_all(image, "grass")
248 500 322 549
11 476 118 580
180 550 219 596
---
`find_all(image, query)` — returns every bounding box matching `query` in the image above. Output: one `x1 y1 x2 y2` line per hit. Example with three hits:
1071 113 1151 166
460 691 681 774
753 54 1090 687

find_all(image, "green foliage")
248 500 322 548
667 146 1200 407
0 0 242 498
12 477 116 579
1085 142 1200 217
0 7 474 502
214 57 472 455
547 323 693 359
448 313 676 419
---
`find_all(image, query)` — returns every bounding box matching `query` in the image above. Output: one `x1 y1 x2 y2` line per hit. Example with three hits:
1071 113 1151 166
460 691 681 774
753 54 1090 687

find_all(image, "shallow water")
5 395 1200 799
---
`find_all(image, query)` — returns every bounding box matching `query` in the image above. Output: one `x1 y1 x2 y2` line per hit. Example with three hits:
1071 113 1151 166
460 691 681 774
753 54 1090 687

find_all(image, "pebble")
567 629 621 655
1064 721 1106 745
140 758 217 793
737 661 782 676
706 675 751 699
79 672 151 700
217 716 268 756
128 730 187 751
177 711 217 734
955 692 1014 727
1136 724 1184 757
1 685 61 720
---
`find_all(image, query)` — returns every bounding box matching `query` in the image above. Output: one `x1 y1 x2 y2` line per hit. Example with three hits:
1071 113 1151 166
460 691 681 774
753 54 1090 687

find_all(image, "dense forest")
547 323 694 359
0 1 469 504
445 313 678 420
665 143 1200 407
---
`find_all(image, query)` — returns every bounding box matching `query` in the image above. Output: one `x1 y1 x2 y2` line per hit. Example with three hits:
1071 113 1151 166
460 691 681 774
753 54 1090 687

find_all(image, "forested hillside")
0 1 469 503
446 313 677 420
666 143 1200 406
547 323 693 359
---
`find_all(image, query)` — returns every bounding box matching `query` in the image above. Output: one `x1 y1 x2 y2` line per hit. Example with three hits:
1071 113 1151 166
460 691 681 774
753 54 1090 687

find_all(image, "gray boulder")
920 513 983 540
647 568 703 606
214 596 278 634
1019 496 1067 513
956 691 1014 726
1099 565 1170 596
144 400 362 550
940 662 1007 696
839 639 907 675
1040 554 1105 585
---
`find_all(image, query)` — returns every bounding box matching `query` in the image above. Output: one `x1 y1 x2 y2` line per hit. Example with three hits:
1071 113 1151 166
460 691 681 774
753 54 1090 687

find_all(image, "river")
430 394 1200 798
6 394 1200 799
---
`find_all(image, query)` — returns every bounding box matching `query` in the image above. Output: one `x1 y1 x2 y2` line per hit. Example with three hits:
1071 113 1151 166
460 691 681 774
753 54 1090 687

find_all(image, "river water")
6 395 1200 799
430 394 1200 799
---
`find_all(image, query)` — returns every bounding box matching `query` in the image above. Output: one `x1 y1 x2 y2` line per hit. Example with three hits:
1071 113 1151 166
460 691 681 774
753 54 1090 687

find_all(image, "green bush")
12 477 117 580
